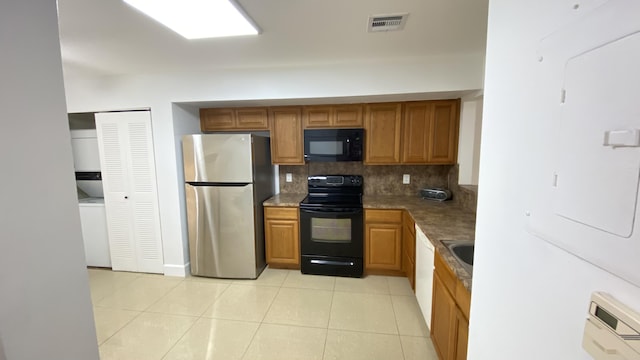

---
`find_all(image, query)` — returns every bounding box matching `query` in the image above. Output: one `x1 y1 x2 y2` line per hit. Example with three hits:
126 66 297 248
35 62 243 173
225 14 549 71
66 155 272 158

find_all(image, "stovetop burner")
300 175 363 209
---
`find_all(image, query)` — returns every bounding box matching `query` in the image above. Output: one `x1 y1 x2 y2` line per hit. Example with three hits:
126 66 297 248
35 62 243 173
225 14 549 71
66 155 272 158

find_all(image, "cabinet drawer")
264 207 298 220
434 251 457 296
365 209 402 223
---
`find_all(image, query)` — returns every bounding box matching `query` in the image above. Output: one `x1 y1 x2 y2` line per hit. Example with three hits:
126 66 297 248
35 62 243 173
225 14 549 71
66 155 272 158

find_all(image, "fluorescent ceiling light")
123 0 259 39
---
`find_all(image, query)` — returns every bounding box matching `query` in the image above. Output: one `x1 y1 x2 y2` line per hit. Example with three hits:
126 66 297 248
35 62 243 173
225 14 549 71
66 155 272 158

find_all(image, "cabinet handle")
124 196 128 199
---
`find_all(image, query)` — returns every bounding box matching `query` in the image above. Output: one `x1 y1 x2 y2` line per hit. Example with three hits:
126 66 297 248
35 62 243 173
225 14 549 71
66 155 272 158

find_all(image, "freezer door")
185 183 259 278
182 134 253 183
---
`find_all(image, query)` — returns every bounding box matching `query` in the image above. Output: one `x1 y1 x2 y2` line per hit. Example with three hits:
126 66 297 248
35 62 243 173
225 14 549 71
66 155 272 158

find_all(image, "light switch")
285 173 293 183
402 174 410 184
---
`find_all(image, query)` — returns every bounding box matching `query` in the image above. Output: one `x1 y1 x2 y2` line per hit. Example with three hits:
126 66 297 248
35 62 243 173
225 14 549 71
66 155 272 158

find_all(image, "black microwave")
304 128 364 162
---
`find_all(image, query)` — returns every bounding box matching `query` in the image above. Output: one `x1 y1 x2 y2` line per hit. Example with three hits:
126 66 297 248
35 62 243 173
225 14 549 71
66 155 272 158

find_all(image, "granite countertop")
364 195 475 291
263 193 306 207
263 193 476 291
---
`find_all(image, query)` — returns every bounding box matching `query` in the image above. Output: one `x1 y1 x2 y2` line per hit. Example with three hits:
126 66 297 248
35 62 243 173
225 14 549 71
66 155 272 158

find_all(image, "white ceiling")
57 0 489 76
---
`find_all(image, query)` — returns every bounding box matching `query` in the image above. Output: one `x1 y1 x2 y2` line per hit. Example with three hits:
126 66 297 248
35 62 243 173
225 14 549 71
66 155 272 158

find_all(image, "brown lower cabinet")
264 207 300 269
364 209 403 274
431 251 471 360
402 211 416 289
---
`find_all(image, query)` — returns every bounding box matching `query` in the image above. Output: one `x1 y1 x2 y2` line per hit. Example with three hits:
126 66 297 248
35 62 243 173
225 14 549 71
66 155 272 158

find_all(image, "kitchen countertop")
263 193 475 291
263 193 306 207
364 195 475 291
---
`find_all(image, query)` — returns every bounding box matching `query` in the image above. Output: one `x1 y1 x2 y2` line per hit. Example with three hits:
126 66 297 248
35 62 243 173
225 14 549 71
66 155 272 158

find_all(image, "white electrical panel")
527 0 640 287
583 292 640 359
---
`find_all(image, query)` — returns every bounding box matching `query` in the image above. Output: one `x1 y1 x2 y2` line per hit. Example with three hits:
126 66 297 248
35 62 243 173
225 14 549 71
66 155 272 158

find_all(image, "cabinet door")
364 103 402 164
265 219 300 265
406 256 415 290
402 223 416 289
236 108 269 130
431 271 457 360
365 223 402 271
428 100 459 164
302 106 332 128
454 309 469 360
401 102 431 163
333 105 363 127
200 108 236 131
270 107 304 164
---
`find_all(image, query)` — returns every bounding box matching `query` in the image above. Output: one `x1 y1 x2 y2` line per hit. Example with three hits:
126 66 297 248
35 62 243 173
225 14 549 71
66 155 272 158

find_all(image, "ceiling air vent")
367 13 408 32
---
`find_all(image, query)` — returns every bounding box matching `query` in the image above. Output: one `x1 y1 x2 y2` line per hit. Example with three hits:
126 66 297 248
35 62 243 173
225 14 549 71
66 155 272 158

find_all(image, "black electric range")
299 175 364 278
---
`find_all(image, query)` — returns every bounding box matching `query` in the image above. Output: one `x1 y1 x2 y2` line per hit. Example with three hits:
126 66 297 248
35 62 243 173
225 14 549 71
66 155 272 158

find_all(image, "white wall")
169 103 201 274
457 95 483 185
0 1 98 359
63 52 486 274
470 1 640 359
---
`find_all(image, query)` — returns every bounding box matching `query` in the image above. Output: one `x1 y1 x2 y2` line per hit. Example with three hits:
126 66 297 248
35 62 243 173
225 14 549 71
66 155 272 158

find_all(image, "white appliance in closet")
95 110 163 274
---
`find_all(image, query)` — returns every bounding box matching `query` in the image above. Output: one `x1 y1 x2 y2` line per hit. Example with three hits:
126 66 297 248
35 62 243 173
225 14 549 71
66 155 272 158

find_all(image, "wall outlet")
402 174 410 184
286 173 293 183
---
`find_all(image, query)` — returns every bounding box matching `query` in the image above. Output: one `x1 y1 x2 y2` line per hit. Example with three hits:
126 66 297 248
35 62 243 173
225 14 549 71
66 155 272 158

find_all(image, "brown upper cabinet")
401 100 460 164
364 103 403 164
302 105 363 128
200 99 459 165
200 107 269 131
429 100 460 164
269 107 304 165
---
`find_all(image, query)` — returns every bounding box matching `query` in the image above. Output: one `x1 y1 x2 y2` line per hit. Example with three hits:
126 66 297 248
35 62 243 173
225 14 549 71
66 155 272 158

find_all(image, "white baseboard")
163 262 190 277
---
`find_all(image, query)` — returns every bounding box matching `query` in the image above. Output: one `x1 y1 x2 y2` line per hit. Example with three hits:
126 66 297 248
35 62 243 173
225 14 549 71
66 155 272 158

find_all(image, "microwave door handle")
345 138 350 157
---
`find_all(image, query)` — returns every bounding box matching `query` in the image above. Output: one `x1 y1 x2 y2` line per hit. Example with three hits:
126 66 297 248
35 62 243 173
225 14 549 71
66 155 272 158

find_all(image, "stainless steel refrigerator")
182 134 274 279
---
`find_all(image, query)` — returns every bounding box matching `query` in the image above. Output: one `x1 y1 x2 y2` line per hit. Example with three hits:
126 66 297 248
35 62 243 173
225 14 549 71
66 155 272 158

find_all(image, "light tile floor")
89 267 438 360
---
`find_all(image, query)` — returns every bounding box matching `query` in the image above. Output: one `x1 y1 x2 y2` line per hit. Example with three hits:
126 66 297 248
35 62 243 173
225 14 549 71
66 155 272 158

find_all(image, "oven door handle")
300 207 363 214
310 259 355 266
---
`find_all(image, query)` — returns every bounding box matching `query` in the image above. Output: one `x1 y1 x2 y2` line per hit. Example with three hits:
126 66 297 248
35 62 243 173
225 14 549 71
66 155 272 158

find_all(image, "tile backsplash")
279 163 452 196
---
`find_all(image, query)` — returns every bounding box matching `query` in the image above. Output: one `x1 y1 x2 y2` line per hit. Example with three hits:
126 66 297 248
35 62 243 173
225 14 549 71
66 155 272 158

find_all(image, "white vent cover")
368 13 408 32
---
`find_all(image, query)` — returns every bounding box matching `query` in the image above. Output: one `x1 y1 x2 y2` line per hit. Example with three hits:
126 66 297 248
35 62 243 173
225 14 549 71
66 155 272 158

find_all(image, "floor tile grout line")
196 282 233 319
321 288 336 359
157 313 200 360
387 281 409 360
238 268 289 360
138 277 186 313
94 307 145 348
89 271 141 304
257 272 287 323
94 273 182 310
238 321 262 360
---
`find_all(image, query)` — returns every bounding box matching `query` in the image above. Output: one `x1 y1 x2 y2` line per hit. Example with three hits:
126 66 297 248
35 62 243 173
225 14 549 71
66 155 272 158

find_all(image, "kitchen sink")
441 240 474 274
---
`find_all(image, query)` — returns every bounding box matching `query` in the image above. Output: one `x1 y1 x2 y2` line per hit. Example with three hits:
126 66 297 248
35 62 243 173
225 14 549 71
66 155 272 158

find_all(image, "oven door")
299 206 364 277
299 207 363 257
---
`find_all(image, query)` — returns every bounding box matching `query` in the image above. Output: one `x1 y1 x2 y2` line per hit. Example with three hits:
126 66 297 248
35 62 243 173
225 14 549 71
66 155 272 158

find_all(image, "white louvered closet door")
96 111 163 274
